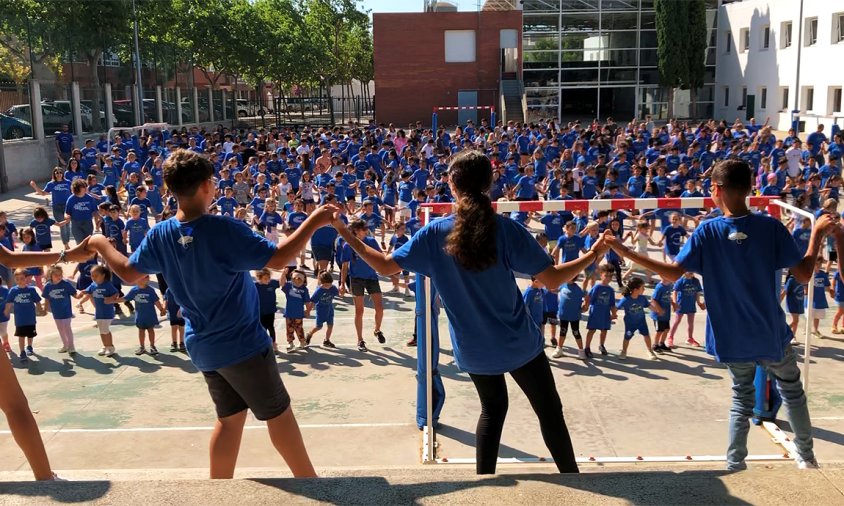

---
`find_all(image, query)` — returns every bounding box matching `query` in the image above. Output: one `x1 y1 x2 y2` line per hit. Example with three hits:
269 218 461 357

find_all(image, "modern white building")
715 0 844 132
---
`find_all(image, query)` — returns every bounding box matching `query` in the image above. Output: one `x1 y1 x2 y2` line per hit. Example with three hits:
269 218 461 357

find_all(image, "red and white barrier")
433 106 495 111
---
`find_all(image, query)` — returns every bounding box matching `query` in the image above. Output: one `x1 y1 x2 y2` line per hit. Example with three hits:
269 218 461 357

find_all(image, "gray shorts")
351 277 381 297
202 347 290 420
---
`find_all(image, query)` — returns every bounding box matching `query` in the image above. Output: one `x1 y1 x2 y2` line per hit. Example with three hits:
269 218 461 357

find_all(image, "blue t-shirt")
539 213 564 241
791 227 811 255
834 272 844 303
0 286 8 323
30 218 57 247
616 294 649 329
392 214 552 375
522 286 544 325
286 211 307 230
125 218 150 251
6 285 42 326
342 236 381 280
256 279 280 315
42 280 76 320
784 276 805 315
557 283 584 322
662 225 687 256
558 234 584 263
675 213 802 362
586 284 615 330
44 180 72 206
124 285 161 327
650 282 673 321
128 215 277 371
810 271 830 309
65 193 97 221
310 285 339 319
282 282 309 319
85 281 118 320
674 276 703 313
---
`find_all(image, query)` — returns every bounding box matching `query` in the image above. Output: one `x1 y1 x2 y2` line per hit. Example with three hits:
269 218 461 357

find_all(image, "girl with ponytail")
333 149 608 475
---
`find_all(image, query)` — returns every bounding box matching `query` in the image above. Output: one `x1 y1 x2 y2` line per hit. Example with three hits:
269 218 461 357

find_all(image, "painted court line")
0 422 414 435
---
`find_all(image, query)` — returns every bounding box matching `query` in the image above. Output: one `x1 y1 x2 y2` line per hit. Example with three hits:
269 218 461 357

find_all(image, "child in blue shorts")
305 271 339 348
808 257 833 337
668 271 705 348
553 281 585 359
615 277 658 360
542 285 559 348
583 263 617 358
650 276 674 353
831 270 844 335
121 275 166 356
522 277 544 329
607 158 841 471
86 149 336 479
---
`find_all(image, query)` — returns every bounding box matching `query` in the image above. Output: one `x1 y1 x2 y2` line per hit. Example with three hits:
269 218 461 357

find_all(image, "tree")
685 0 709 119
655 0 689 119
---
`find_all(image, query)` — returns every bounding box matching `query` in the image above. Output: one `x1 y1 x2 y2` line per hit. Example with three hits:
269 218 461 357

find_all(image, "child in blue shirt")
808 258 833 337
615 278 658 360
30 206 65 252
86 149 333 478
122 275 166 356
0 281 9 353
780 270 805 338
583 263 617 358
542 286 559 348
305 271 340 348
832 271 844 335
125 205 150 253
668 272 705 348
649 276 674 353
164 288 185 352
42 265 80 355
5 269 44 363
387 222 410 295
605 158 839 471
522 278 544 329
282 270 310 351
660 213 688 262
79 265 119 357
554 281 585 359
255 268 281 353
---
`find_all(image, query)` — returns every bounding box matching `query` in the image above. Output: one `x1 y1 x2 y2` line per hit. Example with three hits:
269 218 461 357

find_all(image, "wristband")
58 249 67 263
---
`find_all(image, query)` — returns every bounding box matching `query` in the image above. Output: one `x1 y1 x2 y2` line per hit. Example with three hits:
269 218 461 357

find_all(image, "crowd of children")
2 116 842 364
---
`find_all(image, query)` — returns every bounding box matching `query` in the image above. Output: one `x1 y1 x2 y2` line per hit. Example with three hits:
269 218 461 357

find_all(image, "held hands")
600 229 626 256
64 237 96 263
311 204 342 227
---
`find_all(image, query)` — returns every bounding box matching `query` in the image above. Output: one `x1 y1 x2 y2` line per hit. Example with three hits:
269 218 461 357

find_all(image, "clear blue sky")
360 0 476 15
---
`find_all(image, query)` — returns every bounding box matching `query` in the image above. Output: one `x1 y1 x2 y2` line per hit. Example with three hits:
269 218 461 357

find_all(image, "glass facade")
523 0 718 122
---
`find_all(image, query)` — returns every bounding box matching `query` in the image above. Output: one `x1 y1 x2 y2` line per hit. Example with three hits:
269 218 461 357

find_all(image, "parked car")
0 112 33 139
4 103 74 134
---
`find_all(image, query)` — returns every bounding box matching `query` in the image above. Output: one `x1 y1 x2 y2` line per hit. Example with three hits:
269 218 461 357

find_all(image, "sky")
360 0 476 15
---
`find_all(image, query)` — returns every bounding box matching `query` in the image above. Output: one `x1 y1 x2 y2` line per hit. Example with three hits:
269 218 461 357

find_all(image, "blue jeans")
52 204 70 246
725 345 814 470
70 219 93 245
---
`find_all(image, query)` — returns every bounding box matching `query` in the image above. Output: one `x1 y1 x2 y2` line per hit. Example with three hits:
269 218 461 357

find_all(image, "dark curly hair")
445 150 497 271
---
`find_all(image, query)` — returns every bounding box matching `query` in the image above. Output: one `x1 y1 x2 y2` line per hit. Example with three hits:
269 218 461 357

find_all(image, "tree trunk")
86 49 104 132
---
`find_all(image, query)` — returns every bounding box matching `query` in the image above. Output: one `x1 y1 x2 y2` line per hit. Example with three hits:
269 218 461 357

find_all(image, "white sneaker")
104 346 116 357
286 342 296 352
648 351 659 360
97 347 107 356
577 350 587 360
618 351 627 360
297 341 307 350
812 330 823 338
57 347 68 353
552 348 565 359
797 458 820 469
404 288 411 297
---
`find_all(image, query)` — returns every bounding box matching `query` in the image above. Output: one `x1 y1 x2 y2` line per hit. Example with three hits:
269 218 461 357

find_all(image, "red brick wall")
373 10 521 128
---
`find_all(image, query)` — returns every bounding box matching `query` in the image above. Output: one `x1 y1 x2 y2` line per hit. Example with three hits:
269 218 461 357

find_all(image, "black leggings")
468 352 578 474
560 320 582 339
260 313 276 341
608 258 623 287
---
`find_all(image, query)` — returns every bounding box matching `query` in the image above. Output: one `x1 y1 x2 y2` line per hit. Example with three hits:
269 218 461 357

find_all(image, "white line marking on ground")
0 422 414 435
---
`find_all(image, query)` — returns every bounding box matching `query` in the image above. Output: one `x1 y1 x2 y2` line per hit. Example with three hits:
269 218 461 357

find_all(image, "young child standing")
122 276 167 356
78 265 119 357
305 271 340 348
282 270 310 351
542 286 559 348
41 265 80 354
553 281 585 359
165 288 185 353
522 278 545 330
650 276 674 353
19 229 44 289
808 257 833 337
4 269 44 363
668 272 705 348
583 263 617 358
255 268 281 353
0 279 10 353
781 270 805 339
616 277 658 360
606 158 839 471
86 149 330 479
832 271 844 335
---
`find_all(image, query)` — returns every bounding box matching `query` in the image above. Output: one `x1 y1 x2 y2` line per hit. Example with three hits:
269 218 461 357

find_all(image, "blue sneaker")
19 351 27 363
25 345 33 356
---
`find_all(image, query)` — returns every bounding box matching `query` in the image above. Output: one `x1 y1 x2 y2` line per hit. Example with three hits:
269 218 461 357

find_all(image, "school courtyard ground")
1 187 844 504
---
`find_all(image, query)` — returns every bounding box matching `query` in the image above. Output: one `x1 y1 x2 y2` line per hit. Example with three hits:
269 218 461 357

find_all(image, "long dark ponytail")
445 150 497 271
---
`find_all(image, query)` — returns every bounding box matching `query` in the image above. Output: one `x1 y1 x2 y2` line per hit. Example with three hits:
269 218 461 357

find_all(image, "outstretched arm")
87 235 145 285
265 204 339 270
0 239 91 268
604 230 686 282
792 214 837 284
535 236 607 288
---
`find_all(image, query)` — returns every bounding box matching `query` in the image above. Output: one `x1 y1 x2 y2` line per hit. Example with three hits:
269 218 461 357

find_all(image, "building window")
725 31 732 53
740 28 750 52
805 17 818 46
724 87 730 107
781 87 790 110
835 13 844 43
761 26 770 49
781 21 793 48
804 87 815 111
760 87 767 109
444 30 476 63
741 87 747 107
831 87 843 114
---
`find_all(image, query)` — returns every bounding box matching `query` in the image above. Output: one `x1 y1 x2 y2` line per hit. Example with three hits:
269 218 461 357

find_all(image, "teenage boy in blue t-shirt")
606 159 841 472
85 149 337 479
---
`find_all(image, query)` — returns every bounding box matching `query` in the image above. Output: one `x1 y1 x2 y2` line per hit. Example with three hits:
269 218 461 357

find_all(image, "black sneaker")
358 340 368 352
550 337 558 348
179 343 186 353
149 346 159 356
170 342 178 352
652 344 664 354
599 345 608 356
407 338 417 347
584 347 593 359
374 330 386 344
305 332 313 345
658 343 671 352
322 340 336 348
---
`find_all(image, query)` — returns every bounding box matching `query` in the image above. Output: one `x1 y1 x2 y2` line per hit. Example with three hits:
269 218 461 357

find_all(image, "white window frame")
804 87 815 112
741 87 748 108
781 21 793 48
740 28 750 52
830 87 843 114
834 13 844 44
781 86 790 111
761 25 770 49
760 87 768 110
806 17 818 46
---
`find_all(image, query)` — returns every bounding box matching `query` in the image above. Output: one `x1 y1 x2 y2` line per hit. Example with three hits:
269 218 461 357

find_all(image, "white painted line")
715 416 844 422
436 455 791 465
0 422 414 435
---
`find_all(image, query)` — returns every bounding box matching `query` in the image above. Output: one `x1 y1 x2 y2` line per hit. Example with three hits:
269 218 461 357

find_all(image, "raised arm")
605 230 686 282
333 218 401 276
535 235 607 288
265 204 339 270
792 214 837 284
86 235 144 284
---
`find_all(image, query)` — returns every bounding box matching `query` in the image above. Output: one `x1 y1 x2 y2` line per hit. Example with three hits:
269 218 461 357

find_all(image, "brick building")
373 9 523 127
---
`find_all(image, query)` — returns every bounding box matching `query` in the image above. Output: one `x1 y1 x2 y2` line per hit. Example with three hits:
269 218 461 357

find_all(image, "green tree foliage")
655 0 708 118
